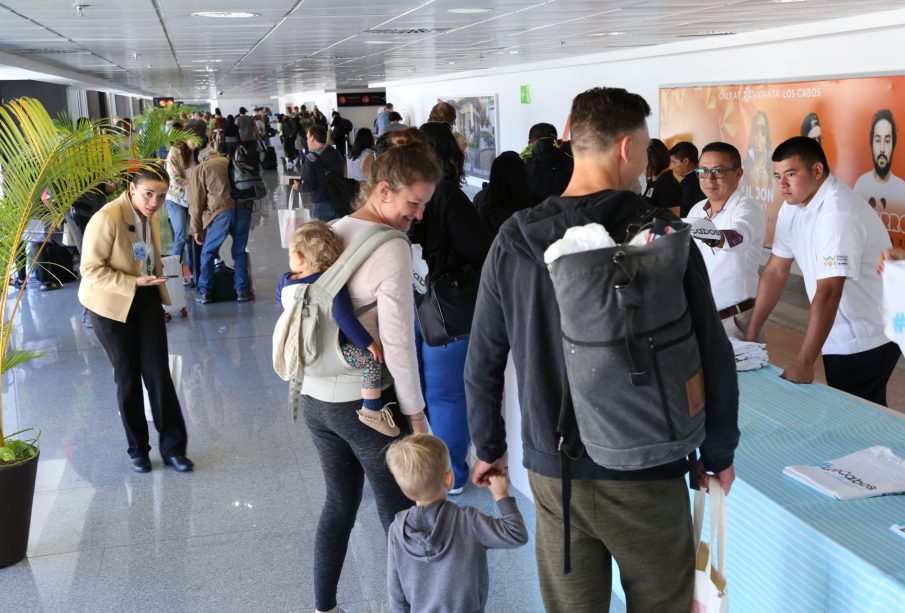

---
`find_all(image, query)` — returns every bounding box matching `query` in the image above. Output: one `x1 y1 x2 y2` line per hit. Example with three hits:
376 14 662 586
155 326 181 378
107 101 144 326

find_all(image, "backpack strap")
556 359 584 575
315 225 409 298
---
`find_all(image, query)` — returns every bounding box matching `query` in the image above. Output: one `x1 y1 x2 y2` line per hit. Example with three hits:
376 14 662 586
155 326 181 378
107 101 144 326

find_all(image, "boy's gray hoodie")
387 497 529 613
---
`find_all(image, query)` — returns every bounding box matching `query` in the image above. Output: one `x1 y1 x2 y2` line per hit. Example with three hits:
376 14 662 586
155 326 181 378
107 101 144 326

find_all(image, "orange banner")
660 77 905 248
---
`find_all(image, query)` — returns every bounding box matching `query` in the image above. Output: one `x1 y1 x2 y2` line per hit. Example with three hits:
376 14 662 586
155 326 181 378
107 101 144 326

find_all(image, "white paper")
890 524 905 542
729 337 768 371
543 223 616 264
783 446 905 500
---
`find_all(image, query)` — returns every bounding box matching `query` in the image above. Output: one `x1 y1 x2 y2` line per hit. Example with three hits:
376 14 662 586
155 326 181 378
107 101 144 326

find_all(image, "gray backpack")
272 225 408 419
547 218 706 471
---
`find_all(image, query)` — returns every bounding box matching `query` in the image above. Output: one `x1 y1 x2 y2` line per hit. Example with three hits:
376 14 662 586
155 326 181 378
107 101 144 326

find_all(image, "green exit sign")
520 84 531 104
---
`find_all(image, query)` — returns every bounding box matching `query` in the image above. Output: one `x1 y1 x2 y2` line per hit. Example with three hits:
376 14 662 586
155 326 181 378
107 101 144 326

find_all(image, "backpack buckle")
630 369 651 386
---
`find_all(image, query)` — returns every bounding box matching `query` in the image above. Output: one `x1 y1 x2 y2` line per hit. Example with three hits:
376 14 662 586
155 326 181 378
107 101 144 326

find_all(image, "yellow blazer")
78 192 171 323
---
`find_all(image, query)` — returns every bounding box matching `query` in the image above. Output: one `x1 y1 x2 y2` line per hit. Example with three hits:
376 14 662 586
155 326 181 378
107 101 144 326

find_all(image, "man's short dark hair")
528 123 558 143
307 124 328 144
386 103 394 110
701 142 742 169
771 136 831 173
569 87 651 154
388 111 402 122
870 108 897 148
668 141 699 164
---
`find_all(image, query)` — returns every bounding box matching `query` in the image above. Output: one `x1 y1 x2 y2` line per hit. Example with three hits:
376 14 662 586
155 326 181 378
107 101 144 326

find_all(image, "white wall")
383 8 905 498
387 9 905 149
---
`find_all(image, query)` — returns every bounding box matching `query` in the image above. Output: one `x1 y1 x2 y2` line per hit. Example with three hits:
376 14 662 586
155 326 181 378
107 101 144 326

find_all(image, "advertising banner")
660 76 905 248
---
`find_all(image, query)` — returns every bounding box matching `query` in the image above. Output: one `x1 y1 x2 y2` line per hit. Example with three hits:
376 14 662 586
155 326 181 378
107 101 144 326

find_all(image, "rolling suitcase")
161 255 188 321
262 146 278 170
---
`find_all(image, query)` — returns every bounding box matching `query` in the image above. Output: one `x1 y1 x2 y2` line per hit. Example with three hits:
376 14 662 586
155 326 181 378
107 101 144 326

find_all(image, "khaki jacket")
78 192 170 323
189 155 236 234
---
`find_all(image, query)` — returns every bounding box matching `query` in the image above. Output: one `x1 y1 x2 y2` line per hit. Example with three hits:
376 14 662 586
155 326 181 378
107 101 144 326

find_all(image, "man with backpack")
522 122 574 205
464 87 739 613
301 124 351 221
281 113 300 169
189 148 255 303
330 111 353 158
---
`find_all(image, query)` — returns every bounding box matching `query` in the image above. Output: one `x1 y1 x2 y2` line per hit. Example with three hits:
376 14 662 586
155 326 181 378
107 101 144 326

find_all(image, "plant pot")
0 449 39 568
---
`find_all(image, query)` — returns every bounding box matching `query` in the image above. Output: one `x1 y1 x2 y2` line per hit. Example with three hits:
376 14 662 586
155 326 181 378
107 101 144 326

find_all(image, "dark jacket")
464 189 739 481
679 171 706 217
643 171 682 211
301 145 345 204
412 180 492 278
525 138 573 206
387 498 528 613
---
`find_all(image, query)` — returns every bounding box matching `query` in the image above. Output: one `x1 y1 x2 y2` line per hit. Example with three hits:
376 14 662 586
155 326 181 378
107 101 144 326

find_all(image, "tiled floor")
3 172 900 612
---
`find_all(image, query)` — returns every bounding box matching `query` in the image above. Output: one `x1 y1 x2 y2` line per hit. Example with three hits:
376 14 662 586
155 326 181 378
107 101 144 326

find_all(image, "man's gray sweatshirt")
386 497 529 613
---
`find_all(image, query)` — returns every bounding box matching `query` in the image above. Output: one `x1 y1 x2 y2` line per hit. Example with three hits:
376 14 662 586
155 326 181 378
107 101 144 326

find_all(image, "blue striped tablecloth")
615 366 905 612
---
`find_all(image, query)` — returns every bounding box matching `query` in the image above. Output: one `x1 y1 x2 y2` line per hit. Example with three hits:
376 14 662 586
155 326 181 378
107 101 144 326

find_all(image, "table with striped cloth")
613 365 905 612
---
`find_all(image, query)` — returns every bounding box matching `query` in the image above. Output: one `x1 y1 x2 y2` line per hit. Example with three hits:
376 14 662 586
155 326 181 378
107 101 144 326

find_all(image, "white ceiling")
0 0 901 99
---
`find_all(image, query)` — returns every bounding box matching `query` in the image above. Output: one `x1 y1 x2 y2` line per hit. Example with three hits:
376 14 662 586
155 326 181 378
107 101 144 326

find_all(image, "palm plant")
132 105 201 159
0 97 137 462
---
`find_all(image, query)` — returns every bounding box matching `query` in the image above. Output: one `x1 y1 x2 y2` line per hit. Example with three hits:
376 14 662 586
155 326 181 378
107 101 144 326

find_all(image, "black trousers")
91 287 188 458
823 341 902 407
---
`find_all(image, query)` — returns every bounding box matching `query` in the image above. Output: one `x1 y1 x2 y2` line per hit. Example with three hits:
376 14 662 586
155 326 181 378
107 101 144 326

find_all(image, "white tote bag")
278 200 310 249
882 260 905 353
692 485 728 613
143 354 184 421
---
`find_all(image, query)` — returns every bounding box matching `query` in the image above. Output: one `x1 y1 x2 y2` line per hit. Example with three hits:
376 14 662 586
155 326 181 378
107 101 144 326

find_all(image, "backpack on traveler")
307 151 360 216
546 208 706 571
229 148 268 202
272 225 408 419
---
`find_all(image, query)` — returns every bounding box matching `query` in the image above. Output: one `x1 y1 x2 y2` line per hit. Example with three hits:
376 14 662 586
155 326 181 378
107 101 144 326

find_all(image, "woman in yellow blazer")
79 164 193 473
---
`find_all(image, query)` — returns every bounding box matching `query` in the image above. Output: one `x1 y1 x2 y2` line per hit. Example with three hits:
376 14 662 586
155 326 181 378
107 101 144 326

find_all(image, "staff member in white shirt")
687 142 766 339
746 137 901 406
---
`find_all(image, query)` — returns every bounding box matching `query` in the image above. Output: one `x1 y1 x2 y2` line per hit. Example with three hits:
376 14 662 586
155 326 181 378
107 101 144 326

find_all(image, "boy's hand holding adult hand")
409 410 429 434
488 470 511 501
472 453 508 487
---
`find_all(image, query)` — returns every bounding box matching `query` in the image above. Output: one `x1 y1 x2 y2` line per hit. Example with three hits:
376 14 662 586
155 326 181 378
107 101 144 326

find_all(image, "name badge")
132 241 148 262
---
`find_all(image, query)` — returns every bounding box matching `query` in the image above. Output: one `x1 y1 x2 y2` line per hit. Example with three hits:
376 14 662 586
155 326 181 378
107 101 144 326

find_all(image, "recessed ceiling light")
447 7 494 14
589 31 625 37
190 11 259 18
508 50 520 54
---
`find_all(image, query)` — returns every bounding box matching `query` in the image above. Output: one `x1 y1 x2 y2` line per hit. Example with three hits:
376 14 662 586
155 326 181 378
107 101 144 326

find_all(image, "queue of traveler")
54 87 904 613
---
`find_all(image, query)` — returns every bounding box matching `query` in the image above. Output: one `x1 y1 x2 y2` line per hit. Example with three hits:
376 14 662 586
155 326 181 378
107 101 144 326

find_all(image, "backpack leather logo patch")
686 369 705 418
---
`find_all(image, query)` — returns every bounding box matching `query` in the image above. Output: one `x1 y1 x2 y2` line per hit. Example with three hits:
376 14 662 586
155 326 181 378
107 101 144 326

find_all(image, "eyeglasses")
695 167 739 180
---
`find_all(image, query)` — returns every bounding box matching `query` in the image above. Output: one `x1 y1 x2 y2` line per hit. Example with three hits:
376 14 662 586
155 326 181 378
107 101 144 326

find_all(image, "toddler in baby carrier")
272 221 409 436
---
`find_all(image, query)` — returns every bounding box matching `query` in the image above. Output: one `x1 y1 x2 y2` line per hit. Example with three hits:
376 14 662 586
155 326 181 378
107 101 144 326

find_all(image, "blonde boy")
385 434 528 613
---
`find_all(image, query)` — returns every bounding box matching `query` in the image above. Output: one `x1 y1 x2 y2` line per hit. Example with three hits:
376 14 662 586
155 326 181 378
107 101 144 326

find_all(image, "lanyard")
130 202 153 276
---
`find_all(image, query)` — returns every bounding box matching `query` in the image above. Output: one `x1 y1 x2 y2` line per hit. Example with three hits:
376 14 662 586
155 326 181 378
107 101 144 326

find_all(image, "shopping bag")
692 485 728 613
278 205 310 249
143 354 184 420
882 260 905 353
61 221 77 247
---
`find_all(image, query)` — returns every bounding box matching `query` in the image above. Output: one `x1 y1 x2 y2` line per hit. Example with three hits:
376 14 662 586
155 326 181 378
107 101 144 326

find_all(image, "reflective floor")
1 174 551 613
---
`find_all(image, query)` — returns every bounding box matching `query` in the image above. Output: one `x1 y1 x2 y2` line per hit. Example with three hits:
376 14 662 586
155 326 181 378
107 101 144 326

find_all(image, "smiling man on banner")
854 109 905 213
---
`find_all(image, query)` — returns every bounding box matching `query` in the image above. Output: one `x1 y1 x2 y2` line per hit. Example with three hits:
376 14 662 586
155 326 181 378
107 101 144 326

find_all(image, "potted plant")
0 97 136 568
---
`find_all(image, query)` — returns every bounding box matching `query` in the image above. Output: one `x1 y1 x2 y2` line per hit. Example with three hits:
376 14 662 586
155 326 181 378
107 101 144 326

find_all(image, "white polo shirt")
772 174 892 355
687 187 766 312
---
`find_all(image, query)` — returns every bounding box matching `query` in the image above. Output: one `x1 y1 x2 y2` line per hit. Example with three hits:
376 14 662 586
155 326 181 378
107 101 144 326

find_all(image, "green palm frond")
0 97 139 445
1 348 46 376
132 107 201 159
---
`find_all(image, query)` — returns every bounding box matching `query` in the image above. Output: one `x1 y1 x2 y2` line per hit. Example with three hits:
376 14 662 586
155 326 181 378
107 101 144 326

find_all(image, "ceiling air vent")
14 48 89 55
367 28 449 36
